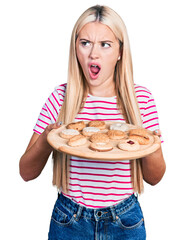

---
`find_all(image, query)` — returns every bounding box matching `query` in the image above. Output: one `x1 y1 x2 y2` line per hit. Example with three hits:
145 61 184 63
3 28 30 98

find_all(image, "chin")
88 79 102 86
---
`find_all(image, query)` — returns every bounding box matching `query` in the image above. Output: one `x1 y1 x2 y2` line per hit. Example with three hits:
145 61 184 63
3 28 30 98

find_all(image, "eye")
101 42 111 48
80 40 91 47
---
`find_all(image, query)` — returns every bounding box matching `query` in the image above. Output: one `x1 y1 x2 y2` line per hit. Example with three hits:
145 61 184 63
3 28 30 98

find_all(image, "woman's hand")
44 122 62 137
32 122 62 151
153 129 161 137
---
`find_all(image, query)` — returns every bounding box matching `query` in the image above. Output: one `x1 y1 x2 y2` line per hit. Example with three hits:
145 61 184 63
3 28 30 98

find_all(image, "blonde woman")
19 5 166 239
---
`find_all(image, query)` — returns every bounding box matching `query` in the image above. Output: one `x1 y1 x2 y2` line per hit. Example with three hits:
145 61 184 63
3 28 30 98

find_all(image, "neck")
89 81 116 97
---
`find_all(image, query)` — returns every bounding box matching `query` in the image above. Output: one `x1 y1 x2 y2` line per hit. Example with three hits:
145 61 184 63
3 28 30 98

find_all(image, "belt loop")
110 206 117 221
134 192 138 200
75 206 83 221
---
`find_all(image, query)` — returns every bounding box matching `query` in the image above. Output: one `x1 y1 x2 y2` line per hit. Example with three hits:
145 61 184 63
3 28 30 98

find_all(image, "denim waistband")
58 193 138 221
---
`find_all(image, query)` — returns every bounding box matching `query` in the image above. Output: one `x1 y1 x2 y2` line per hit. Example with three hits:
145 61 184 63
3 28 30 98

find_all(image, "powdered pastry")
90 142 113 152
59 129 80 139
82 127 100 137
110 122 129 132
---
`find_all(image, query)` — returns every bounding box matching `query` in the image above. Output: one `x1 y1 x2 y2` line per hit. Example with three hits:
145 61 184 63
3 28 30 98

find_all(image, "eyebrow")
79 38 90 42
79 38 114 43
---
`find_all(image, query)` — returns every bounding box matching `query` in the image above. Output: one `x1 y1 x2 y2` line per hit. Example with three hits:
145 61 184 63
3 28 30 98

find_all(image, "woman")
19 5 166 239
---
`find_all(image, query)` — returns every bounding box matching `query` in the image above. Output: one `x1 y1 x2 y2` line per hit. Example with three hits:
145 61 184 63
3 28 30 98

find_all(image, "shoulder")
45 83 67 113
134 84 152 99
54 83 67 96
51 83 67 104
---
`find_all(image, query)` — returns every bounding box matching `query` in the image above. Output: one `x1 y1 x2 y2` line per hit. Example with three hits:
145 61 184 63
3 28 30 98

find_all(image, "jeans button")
97 211 102 217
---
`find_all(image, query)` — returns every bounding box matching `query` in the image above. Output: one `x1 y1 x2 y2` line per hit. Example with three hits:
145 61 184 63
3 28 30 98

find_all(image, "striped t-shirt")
34 83 161 208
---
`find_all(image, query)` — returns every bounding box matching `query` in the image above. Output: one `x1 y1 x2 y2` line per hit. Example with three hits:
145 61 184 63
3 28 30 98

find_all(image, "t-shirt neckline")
87 93 116 99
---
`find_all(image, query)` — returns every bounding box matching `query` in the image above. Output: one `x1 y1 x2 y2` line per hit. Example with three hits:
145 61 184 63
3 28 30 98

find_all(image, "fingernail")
57 121 63 126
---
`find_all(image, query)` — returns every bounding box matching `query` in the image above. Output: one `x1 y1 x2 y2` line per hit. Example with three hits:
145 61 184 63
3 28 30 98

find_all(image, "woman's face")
76 22 120 95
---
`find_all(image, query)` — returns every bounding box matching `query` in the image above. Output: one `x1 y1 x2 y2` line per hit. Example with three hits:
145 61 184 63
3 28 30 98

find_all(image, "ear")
117 50 122 61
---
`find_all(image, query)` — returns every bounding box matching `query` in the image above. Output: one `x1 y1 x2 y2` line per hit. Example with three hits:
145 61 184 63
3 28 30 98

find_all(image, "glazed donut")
88 120 106 130
110 122 129 132
59 129 80 139
67 121 86 131
90 142 113 152
67 134 87 147
90 133 109 143
107 130 126 140
82 127 100 137
118 139 140 151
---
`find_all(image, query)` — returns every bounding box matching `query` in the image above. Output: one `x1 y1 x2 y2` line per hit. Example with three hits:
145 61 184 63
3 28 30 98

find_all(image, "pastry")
129 134 154 145
128 128 151 145
82 127 100 136
90 142 113 152
118 139 140 151
88 120 106 130
90 133 109 143
107 130 126 140
68 134 87 147
59 129 80 139
129 128 149 139
110 122 129 132
67 121 86 131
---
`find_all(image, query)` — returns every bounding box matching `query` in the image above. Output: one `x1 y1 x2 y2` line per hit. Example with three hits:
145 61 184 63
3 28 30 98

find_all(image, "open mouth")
89 63 101 79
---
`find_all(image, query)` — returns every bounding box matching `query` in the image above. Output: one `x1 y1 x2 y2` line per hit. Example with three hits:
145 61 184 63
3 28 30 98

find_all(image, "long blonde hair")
53 5 144 194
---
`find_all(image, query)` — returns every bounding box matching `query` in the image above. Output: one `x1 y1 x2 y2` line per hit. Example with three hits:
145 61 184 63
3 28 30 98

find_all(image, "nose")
89 44 99 59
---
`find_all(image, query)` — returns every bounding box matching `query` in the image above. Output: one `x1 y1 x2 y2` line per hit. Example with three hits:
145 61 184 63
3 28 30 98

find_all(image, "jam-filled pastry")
118 139 140 151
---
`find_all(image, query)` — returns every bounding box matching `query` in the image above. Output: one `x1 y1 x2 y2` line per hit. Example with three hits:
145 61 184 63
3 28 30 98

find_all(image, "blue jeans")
48 193 146 240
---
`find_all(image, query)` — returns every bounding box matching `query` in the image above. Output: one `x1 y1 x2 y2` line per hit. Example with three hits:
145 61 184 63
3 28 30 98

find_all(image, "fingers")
153 129 161 137
39 122 63 147
46 122 62 132
53 122 62 129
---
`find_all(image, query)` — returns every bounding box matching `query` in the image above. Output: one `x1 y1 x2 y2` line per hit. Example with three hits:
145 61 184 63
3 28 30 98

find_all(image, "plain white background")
0 0 185 239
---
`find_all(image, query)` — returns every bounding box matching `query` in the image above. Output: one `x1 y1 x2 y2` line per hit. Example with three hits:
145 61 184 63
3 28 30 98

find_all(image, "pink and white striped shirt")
34 83 162 208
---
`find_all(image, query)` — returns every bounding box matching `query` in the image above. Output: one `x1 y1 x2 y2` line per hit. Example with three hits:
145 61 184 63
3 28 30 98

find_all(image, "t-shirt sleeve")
142 93 160 131
135 85 163 143
33 84 66 135
142 93 163 143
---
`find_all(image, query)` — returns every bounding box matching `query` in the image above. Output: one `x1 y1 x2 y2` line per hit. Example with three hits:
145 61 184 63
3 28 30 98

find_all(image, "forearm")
141 146 166 185
19 123 60 181
19 134 53 181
